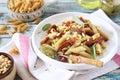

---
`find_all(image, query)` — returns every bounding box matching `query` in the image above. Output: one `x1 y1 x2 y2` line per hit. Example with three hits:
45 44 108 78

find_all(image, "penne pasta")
9 45 19 54
65 46 86 54
33 18 41 24
40 16 109 65
95 43 103 55
12 21 23 25
0 25 7 31
21 24 28 32
100 40 106 49
0 31 7 34
5 19 16 23
8 0 44 13
96 27 109 41
32 2 40 10
55 34 67 49
0 19 29 36
92 33 100 40
23 3 29 12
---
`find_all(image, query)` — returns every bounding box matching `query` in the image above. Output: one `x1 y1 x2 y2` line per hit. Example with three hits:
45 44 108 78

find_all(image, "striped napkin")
0 9 120 80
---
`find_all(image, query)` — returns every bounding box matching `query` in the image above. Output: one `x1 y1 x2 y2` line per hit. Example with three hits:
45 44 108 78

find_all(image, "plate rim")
32 12 119 70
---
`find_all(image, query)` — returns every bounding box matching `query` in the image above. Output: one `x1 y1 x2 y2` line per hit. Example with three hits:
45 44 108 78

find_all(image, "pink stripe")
112 53 120 66
19 34 30 67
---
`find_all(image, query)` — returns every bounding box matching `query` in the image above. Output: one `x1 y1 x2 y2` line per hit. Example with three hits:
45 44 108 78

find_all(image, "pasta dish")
40 16 109 65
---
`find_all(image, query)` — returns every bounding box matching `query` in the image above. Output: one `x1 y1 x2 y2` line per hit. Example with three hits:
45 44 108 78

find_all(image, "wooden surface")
0 0 120 80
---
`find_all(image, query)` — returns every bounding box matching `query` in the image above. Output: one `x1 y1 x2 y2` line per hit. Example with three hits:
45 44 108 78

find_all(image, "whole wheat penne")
23 3 29 12
33 18 40 24
8 0 15 9
40 0 44 6
15 1 23 9
31 2 40 10
5 19 16 23
14 7 20 13
21 24 28 32
8 0 44 13
0 31 7 34
18 23 25 27
17 26 21 33
12 21 23 25
9 45 19 54
28 8 34 12
19 3 25 13
0 25 7 31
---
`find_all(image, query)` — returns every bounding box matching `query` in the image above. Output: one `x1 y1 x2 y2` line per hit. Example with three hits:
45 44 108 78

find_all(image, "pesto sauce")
40 44 56 59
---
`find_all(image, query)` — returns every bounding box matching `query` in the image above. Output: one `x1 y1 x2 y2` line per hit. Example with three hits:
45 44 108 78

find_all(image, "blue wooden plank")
0 7 8 13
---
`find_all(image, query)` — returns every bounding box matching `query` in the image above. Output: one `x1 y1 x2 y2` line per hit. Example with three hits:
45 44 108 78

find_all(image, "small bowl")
7 6 45 21
7 0 58 21
7 1 45 21
0 52 16 80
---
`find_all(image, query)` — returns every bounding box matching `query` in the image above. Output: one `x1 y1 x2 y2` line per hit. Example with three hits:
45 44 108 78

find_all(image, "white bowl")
31 12 118 71
7 6 45 21
7 0 58 21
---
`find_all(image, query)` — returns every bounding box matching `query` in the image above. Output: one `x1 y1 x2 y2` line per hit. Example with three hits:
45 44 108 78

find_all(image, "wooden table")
0 0 120 80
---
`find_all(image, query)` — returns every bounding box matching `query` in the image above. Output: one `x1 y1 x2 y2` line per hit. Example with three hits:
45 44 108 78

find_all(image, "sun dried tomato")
65 21 71 27
79 17 85 22
59 56 68 62
84 24 90 28
85 36 103 46
54 31 64 39
46 25 57 34
71 27 84 34
86 30 94 36
40 37 49 44
58 38 76 52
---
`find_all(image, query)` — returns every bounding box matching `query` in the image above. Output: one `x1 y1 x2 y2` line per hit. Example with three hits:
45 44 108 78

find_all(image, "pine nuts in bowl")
0 52 16 80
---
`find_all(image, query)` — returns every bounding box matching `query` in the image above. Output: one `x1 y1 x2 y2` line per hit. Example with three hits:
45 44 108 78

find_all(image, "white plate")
32 12 118 70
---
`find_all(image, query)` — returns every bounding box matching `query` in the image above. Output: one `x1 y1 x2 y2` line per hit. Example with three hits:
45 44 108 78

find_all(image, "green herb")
38 23 51 33
42 23 51 31
91 44 96 59
72 15 84 25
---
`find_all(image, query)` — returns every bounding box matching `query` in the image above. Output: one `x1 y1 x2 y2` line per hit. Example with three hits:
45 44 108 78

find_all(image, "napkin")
0 9 120 80
0 33 75 80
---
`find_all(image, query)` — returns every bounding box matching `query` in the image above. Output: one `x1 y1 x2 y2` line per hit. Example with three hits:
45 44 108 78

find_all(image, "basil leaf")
72 15 84 25
91 44 96 59
42 23 51 31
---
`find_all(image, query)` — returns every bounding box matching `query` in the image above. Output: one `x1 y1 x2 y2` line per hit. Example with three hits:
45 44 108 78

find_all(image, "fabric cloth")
0 9 120 80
